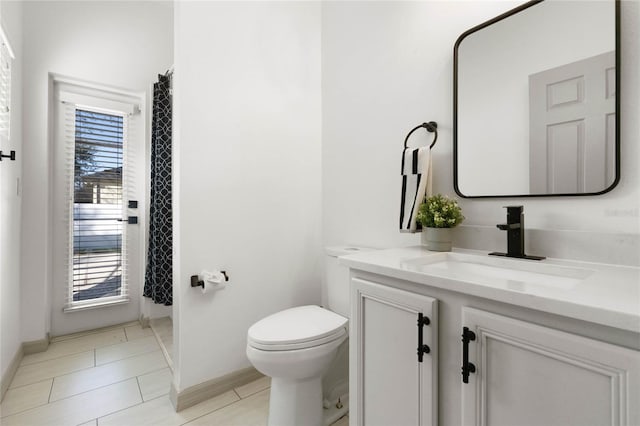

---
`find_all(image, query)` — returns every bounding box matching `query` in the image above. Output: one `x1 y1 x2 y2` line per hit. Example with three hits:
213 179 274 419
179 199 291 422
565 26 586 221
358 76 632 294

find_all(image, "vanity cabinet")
350 278 438 426
462 307 640 426
347 271 640 426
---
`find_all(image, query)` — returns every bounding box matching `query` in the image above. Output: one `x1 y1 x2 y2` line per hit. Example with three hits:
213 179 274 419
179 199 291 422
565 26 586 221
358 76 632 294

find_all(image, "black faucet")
489 206 545 261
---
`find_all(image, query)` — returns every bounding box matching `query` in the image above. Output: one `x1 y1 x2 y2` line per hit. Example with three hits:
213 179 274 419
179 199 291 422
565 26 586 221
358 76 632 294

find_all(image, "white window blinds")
60 96 135 309
72 108 127 304
0 27 14 142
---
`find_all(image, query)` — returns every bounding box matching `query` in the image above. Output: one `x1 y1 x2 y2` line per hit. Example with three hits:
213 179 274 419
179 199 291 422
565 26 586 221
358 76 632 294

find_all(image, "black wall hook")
0 150 16 161
404 122 438 150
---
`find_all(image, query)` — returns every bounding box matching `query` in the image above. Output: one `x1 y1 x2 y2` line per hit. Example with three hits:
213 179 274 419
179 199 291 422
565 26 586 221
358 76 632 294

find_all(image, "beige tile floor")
0 322 349 426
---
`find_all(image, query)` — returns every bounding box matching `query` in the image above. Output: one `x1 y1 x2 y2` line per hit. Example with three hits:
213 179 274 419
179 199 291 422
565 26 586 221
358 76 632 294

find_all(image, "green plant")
416 194 465 228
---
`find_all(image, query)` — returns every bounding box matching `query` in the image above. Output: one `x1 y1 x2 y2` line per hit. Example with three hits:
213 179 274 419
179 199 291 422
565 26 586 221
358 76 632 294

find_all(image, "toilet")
246 246 369 426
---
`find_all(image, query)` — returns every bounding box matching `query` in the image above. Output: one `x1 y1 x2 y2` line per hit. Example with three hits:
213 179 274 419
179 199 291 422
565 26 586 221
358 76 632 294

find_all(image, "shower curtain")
144 74 173 305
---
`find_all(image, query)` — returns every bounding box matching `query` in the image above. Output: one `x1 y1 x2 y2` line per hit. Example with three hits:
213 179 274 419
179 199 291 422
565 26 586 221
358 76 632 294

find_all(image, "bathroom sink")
403 252 594 290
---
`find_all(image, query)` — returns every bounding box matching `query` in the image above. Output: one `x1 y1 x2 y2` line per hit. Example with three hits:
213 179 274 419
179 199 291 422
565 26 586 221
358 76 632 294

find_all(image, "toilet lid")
247 305 348 350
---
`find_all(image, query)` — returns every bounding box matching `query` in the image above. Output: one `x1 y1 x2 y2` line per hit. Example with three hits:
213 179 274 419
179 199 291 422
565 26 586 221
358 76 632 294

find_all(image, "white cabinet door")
350 278 438 426
462 307 640 426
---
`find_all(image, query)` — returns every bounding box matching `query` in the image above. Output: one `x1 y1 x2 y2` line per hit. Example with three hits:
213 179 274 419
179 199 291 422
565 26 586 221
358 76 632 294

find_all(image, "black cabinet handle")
462 326 476 383
417 313 431 363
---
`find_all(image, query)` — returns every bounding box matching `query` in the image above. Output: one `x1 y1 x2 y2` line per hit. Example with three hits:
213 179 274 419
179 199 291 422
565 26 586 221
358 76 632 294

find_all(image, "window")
0 26 13 143
72 108 126 302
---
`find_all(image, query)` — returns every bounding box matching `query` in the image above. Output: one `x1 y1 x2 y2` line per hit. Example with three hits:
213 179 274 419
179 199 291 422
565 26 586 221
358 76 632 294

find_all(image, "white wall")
173 1 322 390
322 1 640 255
21 1 173 339
0 0 23 381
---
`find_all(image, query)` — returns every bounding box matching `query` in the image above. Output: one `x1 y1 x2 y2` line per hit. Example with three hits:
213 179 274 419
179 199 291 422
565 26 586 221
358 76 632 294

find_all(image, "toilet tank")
324 246 374 318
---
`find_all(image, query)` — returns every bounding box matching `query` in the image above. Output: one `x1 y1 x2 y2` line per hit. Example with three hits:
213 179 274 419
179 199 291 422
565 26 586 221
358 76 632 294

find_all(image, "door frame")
49 74 146 336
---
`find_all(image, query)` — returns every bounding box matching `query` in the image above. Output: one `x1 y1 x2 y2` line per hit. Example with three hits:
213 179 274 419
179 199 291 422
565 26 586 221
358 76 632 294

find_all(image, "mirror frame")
453 0 621 198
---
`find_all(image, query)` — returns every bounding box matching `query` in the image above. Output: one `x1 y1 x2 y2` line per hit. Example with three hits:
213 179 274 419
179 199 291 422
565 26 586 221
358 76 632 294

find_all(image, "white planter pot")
421 227 453 252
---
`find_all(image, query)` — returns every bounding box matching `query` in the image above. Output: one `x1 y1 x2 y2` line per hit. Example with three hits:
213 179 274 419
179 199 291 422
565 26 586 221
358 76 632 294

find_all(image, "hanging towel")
400 147 432 233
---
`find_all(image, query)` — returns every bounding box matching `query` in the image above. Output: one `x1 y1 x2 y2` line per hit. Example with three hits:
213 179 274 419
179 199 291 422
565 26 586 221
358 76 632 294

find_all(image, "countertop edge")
340 248 640 334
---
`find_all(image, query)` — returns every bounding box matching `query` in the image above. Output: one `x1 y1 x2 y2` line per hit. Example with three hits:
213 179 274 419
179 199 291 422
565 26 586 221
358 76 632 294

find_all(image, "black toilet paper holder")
190 271 229 288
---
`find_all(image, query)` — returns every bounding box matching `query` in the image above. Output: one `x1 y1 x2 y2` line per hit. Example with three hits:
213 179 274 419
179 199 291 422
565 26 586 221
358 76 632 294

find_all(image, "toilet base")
268 376 323 426
323 393 349 426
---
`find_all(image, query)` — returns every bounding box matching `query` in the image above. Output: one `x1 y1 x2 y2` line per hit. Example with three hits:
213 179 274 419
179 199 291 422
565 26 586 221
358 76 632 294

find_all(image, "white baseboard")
2 334 51 401
22 334 50 355
0 345 23 402
139 315 150 329
170 367 263 412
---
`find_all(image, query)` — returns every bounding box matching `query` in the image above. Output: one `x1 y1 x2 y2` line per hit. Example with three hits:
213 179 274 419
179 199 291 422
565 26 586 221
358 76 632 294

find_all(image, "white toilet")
246 246 369 426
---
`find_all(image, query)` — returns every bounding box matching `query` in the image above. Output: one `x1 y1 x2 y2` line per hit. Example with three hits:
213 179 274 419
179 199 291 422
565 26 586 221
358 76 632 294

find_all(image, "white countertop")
340 246 640 333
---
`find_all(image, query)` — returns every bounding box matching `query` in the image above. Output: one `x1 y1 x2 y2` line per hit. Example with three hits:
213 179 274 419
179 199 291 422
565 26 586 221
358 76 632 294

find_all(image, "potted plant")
416 194 465 251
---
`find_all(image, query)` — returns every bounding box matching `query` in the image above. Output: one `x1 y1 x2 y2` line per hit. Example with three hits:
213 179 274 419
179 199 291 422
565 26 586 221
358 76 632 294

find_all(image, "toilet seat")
247 305 348 351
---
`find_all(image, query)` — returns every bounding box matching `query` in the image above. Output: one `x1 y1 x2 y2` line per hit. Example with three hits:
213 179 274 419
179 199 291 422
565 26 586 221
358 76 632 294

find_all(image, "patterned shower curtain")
144 74 173 305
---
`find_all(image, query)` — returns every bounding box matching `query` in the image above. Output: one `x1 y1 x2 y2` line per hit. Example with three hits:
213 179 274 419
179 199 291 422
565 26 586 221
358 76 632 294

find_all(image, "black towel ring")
403 121 438 150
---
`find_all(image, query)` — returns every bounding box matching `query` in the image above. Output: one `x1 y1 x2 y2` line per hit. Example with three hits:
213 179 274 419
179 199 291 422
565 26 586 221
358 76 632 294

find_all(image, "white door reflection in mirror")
529 51 615 194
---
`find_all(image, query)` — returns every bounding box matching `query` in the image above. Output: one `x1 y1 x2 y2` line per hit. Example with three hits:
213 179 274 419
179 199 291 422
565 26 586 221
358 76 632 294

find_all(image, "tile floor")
0 322 349 426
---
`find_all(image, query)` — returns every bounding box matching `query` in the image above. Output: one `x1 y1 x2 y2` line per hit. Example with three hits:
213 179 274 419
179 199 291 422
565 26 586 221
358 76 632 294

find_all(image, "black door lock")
117 216 138 224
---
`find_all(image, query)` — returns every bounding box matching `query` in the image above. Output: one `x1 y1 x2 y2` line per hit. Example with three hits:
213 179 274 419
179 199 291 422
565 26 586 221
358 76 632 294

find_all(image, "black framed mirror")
453 0 620 198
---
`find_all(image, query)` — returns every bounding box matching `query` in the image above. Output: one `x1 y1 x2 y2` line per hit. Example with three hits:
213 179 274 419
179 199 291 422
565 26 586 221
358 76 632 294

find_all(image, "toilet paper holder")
190 271 229 288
